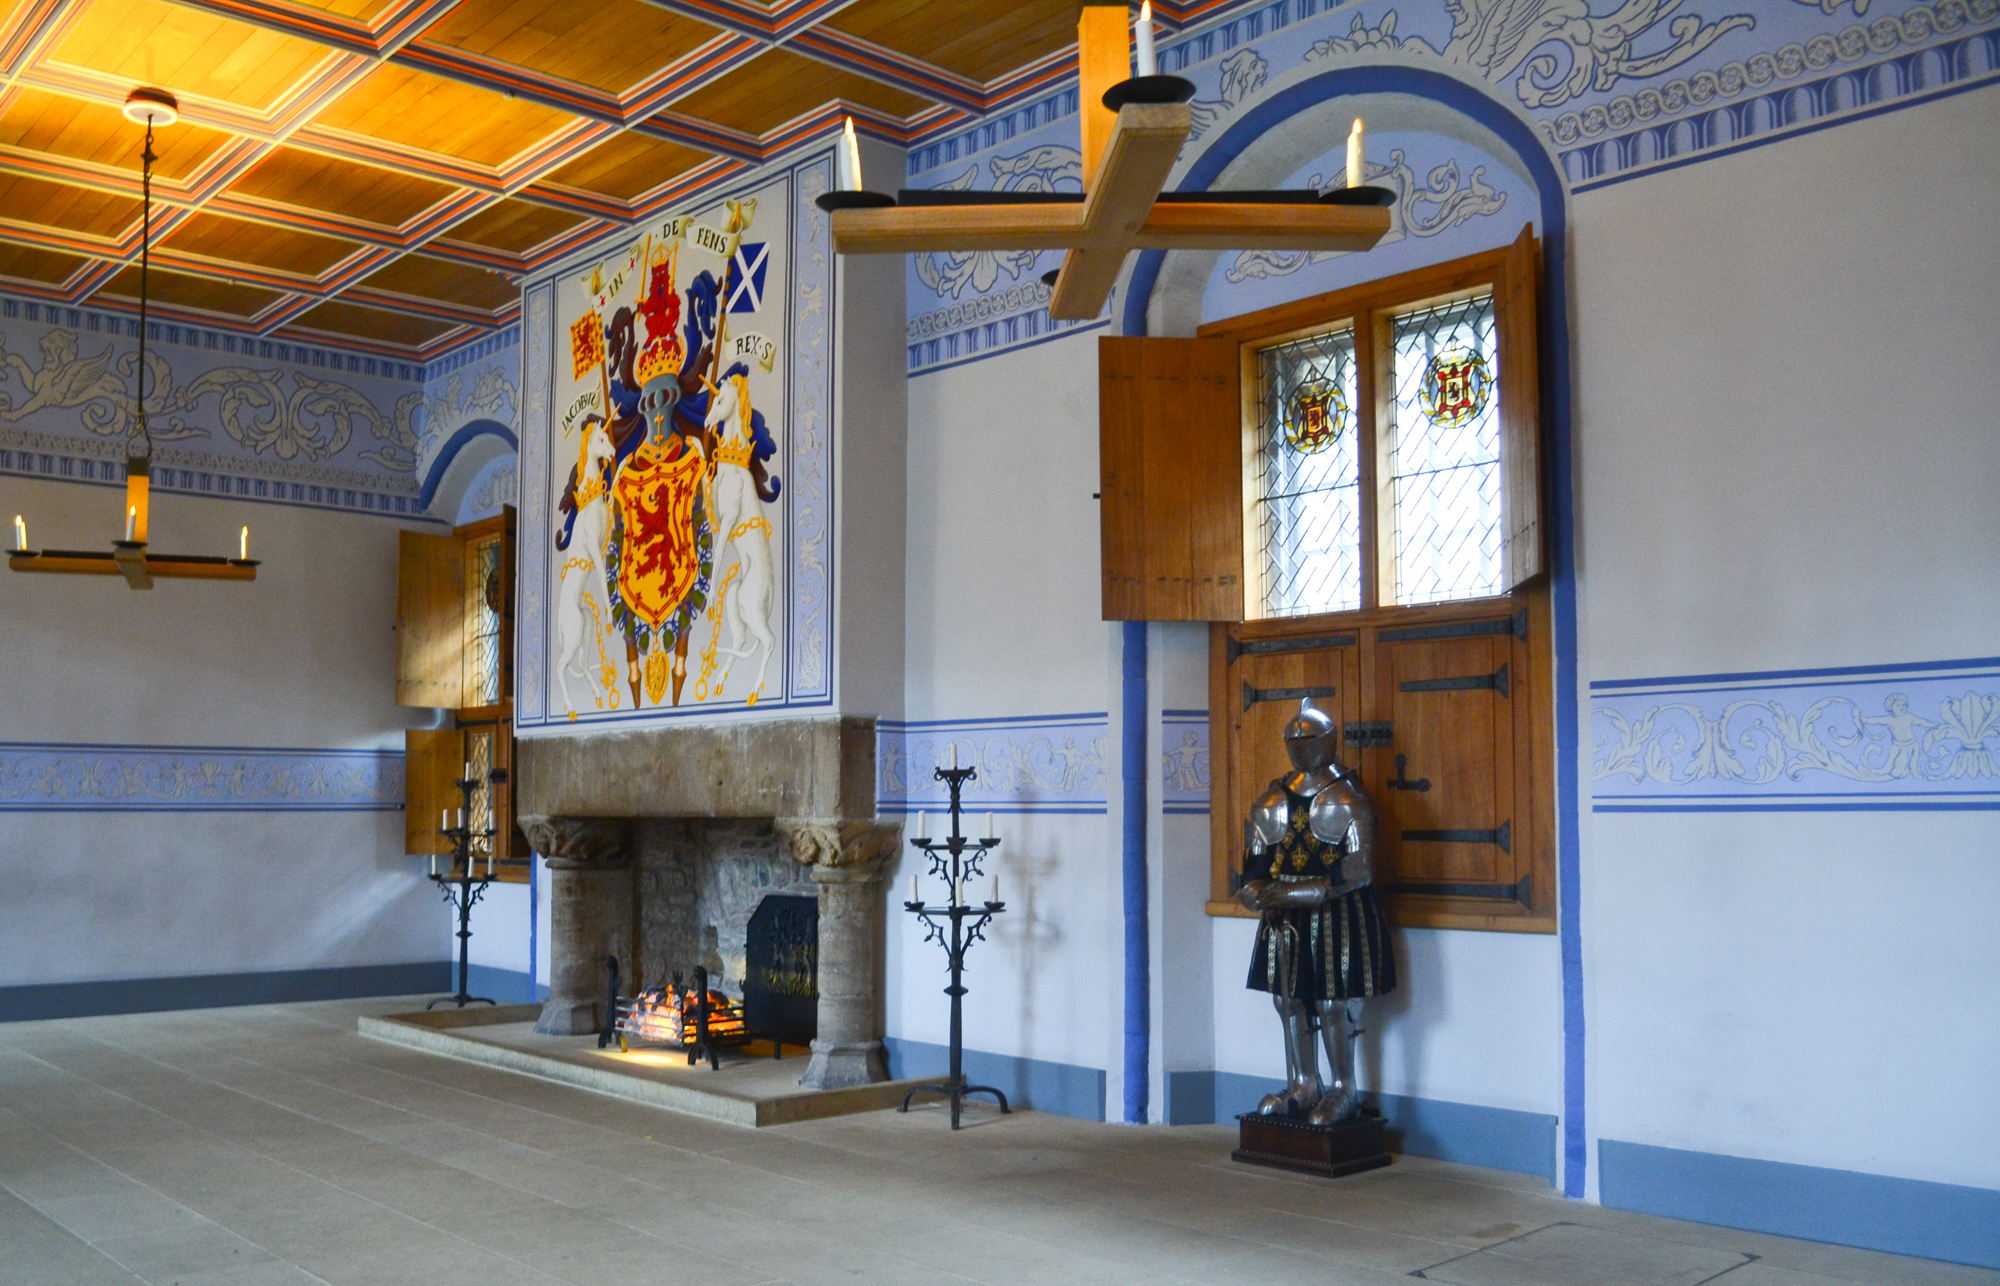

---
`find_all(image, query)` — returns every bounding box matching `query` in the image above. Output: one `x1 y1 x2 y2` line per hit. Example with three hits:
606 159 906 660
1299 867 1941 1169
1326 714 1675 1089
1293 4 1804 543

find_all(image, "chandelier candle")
1347 119 1364 189
1135 1 1156 76
13 517 23 552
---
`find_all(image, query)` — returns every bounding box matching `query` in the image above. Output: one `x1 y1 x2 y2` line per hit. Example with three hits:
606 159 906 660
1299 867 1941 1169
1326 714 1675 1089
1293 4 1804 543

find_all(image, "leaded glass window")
1384 292 1502 606
1253 325 1361 618
463 534 503 706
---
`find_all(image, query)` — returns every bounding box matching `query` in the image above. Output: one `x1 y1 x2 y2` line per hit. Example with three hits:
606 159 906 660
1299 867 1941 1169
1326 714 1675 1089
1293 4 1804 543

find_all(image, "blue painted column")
1121 621 1150 1124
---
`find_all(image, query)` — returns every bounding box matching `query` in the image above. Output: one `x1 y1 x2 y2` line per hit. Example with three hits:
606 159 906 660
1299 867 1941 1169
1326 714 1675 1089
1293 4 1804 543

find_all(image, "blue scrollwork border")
0 742 404 812
1591 657 2000 811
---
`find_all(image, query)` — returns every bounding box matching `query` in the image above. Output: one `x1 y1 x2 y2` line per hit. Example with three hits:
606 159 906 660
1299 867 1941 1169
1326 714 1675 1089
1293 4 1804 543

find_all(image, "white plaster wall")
0 473 439 985
893 331 1118 1083
1571 85 2000 1192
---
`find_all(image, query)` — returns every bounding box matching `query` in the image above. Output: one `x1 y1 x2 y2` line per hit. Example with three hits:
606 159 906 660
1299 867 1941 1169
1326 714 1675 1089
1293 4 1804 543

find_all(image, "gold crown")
712 431 754 469
634 335 684 388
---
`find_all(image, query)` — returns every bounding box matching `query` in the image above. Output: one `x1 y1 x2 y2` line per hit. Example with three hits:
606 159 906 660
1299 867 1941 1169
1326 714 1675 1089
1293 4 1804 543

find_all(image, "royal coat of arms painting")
520 169 831 729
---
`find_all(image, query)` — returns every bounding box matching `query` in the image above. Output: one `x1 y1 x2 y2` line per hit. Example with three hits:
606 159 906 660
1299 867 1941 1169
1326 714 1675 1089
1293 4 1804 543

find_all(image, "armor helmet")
1283 699 1340 773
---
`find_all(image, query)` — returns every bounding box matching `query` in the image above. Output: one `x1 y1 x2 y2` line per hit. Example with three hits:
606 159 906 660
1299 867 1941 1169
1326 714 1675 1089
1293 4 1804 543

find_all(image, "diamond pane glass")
1387 292 1502 606
1255 326 1360 618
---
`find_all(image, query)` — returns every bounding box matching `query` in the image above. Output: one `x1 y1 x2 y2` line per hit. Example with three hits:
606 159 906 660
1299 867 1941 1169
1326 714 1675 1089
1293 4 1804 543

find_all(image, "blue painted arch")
419 420 518 513
1121 64 1588 1198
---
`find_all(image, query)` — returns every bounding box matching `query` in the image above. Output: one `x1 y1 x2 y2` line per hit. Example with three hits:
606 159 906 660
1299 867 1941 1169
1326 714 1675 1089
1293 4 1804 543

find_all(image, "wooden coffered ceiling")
0 0 1230 360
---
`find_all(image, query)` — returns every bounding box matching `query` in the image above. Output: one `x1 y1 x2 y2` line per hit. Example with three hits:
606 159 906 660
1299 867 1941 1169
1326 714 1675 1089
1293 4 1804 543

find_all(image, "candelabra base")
426 992 497 1010
899 1075 1011 1131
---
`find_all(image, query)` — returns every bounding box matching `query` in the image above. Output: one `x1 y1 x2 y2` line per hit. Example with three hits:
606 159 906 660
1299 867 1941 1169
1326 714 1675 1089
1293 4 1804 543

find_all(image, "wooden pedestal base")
1233 1110 1392 1178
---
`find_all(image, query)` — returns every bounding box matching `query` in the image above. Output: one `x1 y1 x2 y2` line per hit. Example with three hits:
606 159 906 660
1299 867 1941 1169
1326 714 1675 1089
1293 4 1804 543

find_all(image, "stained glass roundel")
1283 378 1349 455
1417 346 1493 428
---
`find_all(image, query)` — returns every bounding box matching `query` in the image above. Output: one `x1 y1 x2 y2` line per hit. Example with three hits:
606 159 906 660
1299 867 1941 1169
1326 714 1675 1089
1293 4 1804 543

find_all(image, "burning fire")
616 985 747 1048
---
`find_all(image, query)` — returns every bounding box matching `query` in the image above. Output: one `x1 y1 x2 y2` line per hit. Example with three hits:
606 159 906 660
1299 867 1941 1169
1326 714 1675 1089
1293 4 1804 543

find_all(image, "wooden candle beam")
825 10 1392 322
9 548 258 585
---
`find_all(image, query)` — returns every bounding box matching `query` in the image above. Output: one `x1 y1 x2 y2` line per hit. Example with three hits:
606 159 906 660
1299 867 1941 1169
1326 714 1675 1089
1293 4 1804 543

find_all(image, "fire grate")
598 958 751 1070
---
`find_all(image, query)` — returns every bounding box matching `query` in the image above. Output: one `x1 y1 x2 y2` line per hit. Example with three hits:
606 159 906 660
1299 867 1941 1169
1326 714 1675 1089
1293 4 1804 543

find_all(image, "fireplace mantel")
517 716 877 821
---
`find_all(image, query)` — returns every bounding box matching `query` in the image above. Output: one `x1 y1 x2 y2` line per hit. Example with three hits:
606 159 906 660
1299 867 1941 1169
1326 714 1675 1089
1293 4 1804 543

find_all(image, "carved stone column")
520 815 629 1036
777 818 901 1089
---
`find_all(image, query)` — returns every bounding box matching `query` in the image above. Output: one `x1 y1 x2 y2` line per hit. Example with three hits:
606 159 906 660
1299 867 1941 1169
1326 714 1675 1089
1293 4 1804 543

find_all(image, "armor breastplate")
1268 786 1340 878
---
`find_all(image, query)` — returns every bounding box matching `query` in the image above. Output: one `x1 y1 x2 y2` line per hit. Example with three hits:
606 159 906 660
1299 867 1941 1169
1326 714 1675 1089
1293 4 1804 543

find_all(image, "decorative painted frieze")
1591 658 2000 810
877 716 1111 815
0 742 403 812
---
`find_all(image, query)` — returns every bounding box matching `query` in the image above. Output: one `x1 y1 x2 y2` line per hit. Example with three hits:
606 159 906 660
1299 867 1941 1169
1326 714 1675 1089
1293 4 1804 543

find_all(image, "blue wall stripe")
1121 620 1150 1125
1592 654 2000 691
884 1036 1106 1122
1600 1140 2000 1269
1121 63 1585 1197
0 962 450 1023
463 964 546 1005
1596 802 2000 813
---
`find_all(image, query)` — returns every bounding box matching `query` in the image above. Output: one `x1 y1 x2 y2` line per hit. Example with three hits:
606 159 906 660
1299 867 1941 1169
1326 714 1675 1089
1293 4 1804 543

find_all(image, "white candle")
486 851 494 878
239 526 248 560
916 810 928 840
124 506 135 541
1347 119 1364 190
13 515 23 551
985 811 995 840
441 808 449 832
1135 1 1157 77
456 808 464 830
950 742 959 770
429 854 437 877
910 873 918 903
843 117 862 191
463 760 471 782
991 873 999 905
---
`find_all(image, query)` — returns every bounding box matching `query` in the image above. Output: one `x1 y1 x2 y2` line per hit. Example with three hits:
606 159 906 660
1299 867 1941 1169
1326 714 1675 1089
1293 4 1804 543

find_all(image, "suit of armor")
1239 699 1396 1124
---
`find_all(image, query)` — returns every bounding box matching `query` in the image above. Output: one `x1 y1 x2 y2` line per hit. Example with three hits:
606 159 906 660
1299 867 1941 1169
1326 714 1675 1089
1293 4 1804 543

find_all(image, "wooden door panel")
396 530 465 708
404 727 465 857
1372 628 1513 888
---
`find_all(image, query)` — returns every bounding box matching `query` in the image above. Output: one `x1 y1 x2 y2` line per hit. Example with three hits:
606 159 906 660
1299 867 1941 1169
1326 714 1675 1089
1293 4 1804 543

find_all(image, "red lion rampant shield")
613 437 704 629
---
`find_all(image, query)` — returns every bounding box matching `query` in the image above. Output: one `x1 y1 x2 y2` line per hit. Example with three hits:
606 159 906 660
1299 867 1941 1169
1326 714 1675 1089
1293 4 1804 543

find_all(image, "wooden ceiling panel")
49 0 338 112
672 47 933 136
226 147 457 228
159 211 364 276
0 86 235 182
283 0 403 21
423 0 724 95
359 253 516 310
288 298 456 346
441 197 586 254
827 0 1083 82
312 64 582 168
98 263 284 317
544 132 706 200
0 173 140 238
0 243 90 284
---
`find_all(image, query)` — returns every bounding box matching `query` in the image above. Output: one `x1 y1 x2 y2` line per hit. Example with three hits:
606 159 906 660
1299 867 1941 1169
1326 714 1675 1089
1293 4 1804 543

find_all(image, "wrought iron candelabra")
900 762 1010 1129
428 771 498 1010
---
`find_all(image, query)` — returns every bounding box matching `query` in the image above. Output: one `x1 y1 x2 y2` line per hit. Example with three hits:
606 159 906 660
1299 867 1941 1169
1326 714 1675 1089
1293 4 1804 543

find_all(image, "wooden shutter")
403 727 465 856
1497 223 1543 589
396 530 464 708
1098 336 1244 621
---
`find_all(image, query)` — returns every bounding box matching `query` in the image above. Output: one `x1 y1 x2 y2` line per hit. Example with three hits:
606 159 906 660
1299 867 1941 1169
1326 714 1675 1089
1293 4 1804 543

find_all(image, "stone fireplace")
517 717 898 1090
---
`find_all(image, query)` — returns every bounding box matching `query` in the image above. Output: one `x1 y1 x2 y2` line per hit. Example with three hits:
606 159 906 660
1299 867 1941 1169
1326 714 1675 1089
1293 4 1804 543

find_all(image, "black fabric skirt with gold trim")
1247 881 1397 1001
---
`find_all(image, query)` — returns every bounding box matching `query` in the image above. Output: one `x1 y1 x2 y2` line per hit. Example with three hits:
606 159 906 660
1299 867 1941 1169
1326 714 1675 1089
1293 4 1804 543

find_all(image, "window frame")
1202 241 1535 618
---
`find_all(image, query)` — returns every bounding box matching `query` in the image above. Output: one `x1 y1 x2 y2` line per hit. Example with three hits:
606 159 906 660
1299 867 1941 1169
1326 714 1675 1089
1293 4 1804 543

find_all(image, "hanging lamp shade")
122 86 178 127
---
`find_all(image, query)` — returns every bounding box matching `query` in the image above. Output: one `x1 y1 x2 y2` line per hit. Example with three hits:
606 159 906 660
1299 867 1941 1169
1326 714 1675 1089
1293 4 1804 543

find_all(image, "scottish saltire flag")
728 242 768 313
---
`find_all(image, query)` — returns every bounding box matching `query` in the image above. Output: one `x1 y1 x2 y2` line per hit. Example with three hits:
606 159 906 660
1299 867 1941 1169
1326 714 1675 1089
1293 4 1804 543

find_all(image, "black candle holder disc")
1102 75 1197 110
815 190 896 211
1319 185 1398 207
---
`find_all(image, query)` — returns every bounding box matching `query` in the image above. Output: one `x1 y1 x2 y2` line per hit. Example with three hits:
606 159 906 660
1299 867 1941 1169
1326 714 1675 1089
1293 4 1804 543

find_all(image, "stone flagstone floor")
0 997 1993 1286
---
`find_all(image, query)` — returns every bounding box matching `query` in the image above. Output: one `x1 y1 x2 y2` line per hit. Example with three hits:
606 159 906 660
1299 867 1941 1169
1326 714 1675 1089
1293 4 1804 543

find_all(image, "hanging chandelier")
8 86 258 591
816 3 1396 321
